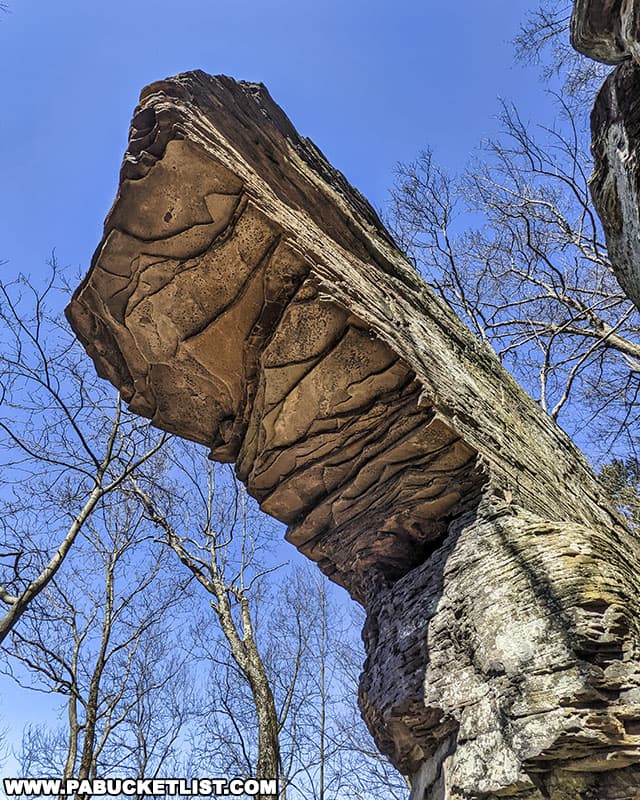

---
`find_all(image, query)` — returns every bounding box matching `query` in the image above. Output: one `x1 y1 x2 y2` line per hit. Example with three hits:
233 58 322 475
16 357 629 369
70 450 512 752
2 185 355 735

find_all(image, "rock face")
572 1 640 313
571 0 640 64
67 72 640 798
591 58 640 313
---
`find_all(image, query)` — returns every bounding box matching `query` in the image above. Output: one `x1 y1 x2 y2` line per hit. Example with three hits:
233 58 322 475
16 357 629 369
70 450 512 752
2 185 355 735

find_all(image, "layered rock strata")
67 72 640 798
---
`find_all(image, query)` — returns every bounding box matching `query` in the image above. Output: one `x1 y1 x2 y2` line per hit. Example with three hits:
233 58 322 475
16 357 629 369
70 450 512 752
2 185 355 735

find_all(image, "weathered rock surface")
571 0 640 64
591 59 640 313
571 0 640 313
67 72 640 798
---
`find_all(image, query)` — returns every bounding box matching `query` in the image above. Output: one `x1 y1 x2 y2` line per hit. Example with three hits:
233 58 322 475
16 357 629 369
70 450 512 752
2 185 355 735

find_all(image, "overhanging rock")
571 0 640 64
67 72 640 799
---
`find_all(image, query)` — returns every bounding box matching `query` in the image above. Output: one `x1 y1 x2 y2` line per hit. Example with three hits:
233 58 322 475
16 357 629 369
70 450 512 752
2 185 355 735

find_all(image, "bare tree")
514 0 608 108
277 576 409 800
131 441 410 800
3 494 192 791
388 98 640 457
183 566 318 797
0 263 167 643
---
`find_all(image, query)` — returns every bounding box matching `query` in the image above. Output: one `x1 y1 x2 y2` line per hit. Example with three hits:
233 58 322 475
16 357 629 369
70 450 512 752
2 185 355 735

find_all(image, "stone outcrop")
67 72 640 798
572 1 640 313
591 59 640 314
572 0 640 64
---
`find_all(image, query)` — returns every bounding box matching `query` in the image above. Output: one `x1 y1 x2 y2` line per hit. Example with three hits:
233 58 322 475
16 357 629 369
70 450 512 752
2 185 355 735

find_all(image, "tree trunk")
67 72 640 798
252 674 280 793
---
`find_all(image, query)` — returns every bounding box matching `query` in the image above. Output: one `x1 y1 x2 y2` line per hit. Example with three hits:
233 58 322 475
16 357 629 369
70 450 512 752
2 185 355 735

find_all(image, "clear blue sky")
0 0 553 778
0 0 545 280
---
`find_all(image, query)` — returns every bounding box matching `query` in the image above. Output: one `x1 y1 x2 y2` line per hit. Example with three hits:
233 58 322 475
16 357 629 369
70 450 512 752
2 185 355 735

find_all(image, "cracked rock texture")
67 72 640 798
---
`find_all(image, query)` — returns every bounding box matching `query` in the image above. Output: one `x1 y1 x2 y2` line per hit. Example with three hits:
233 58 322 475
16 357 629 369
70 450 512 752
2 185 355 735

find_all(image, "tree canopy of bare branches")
4 496 193 788
129 441 407 799
389 97 640 458
514 0 608 107
0 262 167 644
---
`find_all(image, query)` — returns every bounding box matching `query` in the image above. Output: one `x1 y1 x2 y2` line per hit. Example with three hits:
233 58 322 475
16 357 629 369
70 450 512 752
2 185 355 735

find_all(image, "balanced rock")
67 72 640 799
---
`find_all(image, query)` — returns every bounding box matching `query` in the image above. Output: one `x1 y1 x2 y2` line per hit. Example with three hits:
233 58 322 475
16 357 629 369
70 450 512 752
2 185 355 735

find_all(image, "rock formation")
67 72 640 798
573 0 640 313
572 0 640 64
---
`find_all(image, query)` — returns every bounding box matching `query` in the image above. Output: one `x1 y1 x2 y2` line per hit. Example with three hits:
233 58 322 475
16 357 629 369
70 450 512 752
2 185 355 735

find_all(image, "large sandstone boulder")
67 72 640 799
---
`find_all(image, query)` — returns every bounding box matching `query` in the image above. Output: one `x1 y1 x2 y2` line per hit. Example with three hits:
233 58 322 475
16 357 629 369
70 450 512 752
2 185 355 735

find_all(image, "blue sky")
0 0 556 779
0 0 545 280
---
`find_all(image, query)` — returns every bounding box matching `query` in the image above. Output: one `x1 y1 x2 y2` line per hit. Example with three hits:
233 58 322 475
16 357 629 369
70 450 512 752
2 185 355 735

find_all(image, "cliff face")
67 73 640 799
572 0 640 64
573 0 640 313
